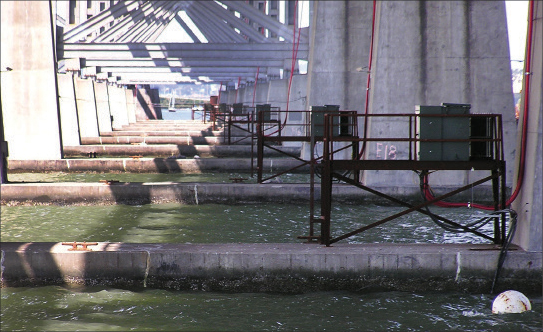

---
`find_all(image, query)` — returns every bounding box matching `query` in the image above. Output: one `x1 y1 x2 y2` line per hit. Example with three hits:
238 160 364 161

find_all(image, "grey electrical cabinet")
311 105 353 137
416 103 471 161
256 104 271 121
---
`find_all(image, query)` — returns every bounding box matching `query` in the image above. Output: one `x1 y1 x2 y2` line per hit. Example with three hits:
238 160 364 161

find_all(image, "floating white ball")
492 290 532 314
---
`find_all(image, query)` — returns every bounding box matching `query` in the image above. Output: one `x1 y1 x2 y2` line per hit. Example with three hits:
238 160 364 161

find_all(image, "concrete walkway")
1 242 540 293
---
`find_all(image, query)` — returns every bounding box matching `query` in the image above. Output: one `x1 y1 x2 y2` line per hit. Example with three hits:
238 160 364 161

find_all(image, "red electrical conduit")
424 0 535 210
265 0 301 136
358 0 377 160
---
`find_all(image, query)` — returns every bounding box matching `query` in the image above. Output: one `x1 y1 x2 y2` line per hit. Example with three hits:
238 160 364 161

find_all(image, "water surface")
1 285 540 331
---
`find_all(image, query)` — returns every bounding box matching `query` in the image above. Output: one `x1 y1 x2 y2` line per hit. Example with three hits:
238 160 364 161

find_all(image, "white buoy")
492 290 532 314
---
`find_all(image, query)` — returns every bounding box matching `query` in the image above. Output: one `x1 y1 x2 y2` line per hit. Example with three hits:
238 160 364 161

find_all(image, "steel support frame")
315 163 506 246
308 113 507 246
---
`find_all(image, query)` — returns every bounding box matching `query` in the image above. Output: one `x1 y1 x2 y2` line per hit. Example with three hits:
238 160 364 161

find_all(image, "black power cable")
415 171 518 294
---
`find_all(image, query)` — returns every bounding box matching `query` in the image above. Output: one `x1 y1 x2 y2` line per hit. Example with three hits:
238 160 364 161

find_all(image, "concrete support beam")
85 59 285 68
0 1 63 160
222 1 308 43
60 43 309 61
187 2 248 43
93 81 113 133
74 77 100 138
57 73 80 146
199 0 269 43
63 0 141 42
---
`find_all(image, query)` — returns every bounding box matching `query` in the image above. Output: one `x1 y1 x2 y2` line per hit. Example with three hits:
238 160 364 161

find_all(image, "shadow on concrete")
153 157 183 173
1 243 63 287
136 88 157 120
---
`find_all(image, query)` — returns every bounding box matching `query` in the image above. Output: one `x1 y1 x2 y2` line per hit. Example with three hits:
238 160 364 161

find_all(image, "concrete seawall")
1 182 496 205
7 158 309 173
1 242 540 294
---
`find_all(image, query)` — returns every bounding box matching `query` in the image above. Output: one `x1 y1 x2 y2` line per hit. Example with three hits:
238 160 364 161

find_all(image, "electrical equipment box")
311 105 353 137
256 104 271 121
416 103 471 161
233 103 244 115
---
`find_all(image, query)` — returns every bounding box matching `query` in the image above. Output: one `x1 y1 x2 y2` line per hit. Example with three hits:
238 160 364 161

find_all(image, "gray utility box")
416 103 471 161
311 105 353 137
256 104 271 121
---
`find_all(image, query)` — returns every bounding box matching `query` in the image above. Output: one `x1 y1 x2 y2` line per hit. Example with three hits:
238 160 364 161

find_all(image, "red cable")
358 0 377 159
266 0 300 137
505 0 534 206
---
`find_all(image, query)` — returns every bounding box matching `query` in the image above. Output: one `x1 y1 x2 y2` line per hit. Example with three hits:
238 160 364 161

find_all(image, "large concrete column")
93 81 113 133
363 1 516 188
0 1 63 160
267 79 288 111
57 73 80 146
512 0 542 252
306 1 373 110
74 77 100 138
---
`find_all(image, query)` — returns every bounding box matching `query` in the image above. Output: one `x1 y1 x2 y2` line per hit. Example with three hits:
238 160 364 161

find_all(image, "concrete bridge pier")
0 1 63 161
74 77 100 138
363 1 516 188
57 73 80 146
108 84 129 130
93 80 113 134
125 88 137 124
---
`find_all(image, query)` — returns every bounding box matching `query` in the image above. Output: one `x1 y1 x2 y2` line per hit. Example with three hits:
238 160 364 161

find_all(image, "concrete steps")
72 119 293 158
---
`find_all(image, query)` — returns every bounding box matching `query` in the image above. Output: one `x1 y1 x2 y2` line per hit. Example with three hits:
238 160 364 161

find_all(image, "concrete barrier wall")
93 81 112 133
74 77 100 138
57 73 80 146
1 242 540 293
0 179 497 206
0 1 63 160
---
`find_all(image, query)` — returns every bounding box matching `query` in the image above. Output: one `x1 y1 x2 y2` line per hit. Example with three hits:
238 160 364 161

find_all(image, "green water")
8 171 309 184
1 286 541 331
2 203 540 331
1 203 495 244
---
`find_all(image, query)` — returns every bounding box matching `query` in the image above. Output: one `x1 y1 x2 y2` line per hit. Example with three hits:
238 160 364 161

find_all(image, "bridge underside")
58 0 309 85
